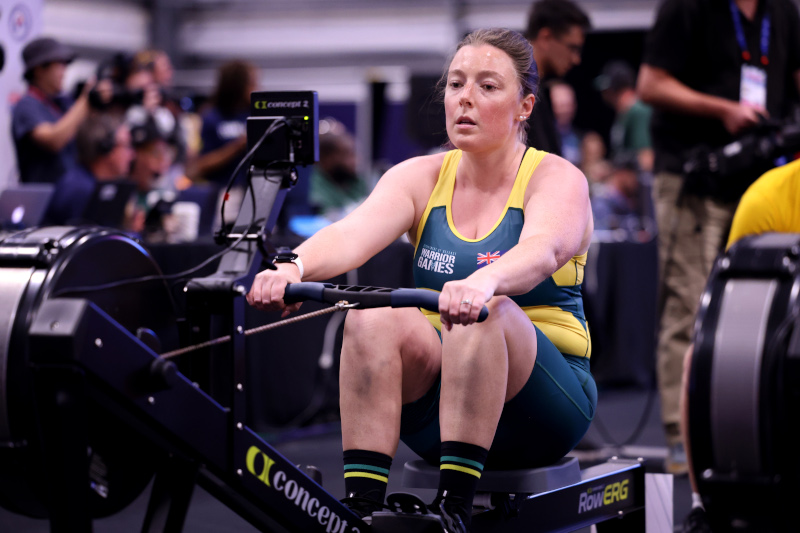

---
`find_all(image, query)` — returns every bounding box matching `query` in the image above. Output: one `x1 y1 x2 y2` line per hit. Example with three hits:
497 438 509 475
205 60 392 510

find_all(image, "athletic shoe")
340 490 386 521
430 492 470 533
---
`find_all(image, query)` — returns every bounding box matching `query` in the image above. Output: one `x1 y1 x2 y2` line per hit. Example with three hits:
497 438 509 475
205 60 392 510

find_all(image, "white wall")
1 0 44 190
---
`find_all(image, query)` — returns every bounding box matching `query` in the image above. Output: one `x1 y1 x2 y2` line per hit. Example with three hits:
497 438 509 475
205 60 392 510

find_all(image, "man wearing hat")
11 36 107 184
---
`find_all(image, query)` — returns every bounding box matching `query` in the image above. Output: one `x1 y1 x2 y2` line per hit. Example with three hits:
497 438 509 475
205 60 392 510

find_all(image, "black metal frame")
28 296 367 533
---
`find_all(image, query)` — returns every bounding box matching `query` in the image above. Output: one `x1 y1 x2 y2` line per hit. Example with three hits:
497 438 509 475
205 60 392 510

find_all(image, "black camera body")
88 85 144 110
246 91 318 167
684 118 800 201
87 52 145 110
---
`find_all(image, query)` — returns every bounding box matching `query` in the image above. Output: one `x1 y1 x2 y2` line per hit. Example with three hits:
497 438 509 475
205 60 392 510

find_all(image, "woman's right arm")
247 153 441 313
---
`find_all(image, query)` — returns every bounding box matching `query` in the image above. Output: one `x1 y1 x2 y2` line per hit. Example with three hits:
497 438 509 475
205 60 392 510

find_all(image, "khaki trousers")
652 172 737 444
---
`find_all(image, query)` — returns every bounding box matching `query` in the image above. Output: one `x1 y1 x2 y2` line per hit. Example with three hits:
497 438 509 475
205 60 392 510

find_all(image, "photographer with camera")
11 37 112 184
636 0 800 482
88 52 162 114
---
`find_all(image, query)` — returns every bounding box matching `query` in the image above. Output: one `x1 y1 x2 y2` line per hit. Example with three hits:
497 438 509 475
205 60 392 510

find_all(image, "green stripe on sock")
343 463 390 475
440 455 485 471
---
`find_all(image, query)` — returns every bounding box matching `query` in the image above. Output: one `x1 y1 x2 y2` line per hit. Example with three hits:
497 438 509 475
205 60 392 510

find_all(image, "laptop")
0 184 56 230
81 180 137 229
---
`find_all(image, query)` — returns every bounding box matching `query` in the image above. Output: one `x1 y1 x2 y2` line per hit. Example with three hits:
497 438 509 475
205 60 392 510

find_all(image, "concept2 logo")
577 479 629 514
246 445 361 533
253 100 311 110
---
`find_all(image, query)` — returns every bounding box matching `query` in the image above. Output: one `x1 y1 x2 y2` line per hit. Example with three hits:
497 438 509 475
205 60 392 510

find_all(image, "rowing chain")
160 301 359 359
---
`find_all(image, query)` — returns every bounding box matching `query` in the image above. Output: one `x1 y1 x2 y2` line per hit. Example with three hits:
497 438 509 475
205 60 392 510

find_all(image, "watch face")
274 253 298 263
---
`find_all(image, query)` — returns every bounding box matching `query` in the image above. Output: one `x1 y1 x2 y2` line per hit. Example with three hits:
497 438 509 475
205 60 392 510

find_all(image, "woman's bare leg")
340 307 442 456
439 296 538 449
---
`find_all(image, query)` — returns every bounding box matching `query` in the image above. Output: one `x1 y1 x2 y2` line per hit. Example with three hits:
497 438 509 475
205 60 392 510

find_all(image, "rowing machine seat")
402 456 581 494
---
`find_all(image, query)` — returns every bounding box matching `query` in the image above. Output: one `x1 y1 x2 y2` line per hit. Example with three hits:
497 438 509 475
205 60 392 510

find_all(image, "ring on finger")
460 299 472 305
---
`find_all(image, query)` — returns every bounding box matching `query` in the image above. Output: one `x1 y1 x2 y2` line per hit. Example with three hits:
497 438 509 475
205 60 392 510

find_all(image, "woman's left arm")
439 156 591 328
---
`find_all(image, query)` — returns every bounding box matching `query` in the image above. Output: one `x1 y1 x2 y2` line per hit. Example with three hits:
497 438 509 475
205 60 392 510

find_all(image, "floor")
0 386 692 532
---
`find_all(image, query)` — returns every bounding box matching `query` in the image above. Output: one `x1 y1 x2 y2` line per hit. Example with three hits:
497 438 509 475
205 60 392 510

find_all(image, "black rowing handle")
284 283 489 323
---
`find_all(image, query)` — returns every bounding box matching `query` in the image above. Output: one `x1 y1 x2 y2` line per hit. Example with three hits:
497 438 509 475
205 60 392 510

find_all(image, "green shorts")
399 327 596 469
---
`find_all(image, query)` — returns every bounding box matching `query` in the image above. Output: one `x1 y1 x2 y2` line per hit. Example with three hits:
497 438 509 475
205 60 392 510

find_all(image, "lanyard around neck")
28 86 63 116
729 0 771 65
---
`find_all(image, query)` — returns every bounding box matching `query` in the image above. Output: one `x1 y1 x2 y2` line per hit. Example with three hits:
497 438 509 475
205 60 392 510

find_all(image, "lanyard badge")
730 0 770 109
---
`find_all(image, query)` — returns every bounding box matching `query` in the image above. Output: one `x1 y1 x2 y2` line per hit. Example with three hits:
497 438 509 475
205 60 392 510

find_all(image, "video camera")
683 116 800 201
88 52 146 110
246 91 318 167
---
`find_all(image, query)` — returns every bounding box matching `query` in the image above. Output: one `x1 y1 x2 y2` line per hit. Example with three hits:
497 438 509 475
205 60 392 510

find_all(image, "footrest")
386 492 429 515
371 492 444 533
403 456 581 494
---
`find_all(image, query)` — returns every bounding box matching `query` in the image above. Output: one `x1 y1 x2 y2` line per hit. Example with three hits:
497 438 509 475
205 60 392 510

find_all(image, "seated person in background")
45 113 137 230
131 49 191 192
309 118 369 220
591 152 650 241
579 131 612 191
680 157 800 533
248 28 596 532
549 81 582 167
126 105 180 240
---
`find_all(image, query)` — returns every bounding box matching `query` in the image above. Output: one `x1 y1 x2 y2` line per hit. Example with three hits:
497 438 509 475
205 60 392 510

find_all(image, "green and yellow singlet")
412 148 591 358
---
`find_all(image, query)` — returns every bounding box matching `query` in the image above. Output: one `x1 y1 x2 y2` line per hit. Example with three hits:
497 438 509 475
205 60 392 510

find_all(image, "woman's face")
444 44 532 153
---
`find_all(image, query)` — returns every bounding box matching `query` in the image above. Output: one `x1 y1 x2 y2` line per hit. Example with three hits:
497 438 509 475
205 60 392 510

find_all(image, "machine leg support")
141 454 199 533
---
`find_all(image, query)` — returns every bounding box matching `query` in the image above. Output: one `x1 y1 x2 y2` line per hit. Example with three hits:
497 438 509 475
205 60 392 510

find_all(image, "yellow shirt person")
726 158 800 248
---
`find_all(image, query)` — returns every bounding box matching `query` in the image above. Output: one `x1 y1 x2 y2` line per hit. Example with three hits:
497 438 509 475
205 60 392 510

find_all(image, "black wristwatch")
272 252 298 264
272 250 303 278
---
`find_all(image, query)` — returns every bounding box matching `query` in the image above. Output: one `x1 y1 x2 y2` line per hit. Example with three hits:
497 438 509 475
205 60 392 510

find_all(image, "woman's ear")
520 93 535 118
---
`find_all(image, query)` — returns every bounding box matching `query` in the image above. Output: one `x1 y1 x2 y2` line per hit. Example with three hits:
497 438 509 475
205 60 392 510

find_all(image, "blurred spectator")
12 37 110 184
88 52 160 114
124 59 162 111
637 0 800 479
579 131 612 188
133 49 175 91
549 81 582 166
125 105 180 240
188 59 257 187
591 153 650 241
595 60 653 172
309 118 369 220
524 0 591 155
45 112 137 230
130 49 199 197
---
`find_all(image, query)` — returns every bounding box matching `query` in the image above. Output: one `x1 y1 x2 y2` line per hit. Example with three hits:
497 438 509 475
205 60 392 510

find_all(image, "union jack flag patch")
477 251 502 266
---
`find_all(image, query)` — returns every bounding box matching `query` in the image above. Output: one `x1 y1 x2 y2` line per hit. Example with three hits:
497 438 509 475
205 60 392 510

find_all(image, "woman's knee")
343 308 399 357
342 308 432 362
485 295 521 322
446 296 527 340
